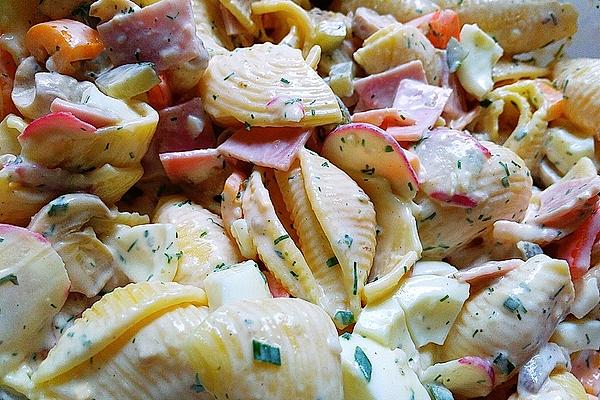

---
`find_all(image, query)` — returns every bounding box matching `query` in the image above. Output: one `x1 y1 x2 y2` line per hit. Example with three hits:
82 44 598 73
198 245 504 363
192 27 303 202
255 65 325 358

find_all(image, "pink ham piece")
386 79 452 141
556 203 600 280
160 148 226 185
354 60 427 112
524 176 600 228
155 98 215 153
50 98 119 128
352 7 397 40
450 259 523 286
217 127 311 171
97 0 206 72
351 108 415 126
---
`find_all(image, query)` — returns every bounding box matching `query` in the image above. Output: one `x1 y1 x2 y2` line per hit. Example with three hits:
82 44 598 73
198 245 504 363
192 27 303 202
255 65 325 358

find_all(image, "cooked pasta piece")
28 194 150 297
218 0 258 35
413 133 533 260
553 58 600 137
474 79 564 173
353 23 442 85
200 43 342 127
275 162 353 327
299 148 377 315
186 298 344 399
493 59 550 84
339 333 430 400
33 305 212 400
360 177 421 282
32 281 207 384
438 255 574 391
437 0 578 55
0 114 25 156
252 0 315 53
242 169 321 303
331 0 439 23
191 0 234 54
153 196 242 288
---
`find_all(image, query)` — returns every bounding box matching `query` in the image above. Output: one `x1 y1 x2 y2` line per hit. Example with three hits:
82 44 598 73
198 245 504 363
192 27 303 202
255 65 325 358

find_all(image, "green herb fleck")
334 310 355 325
0 274 18 286
326 256 339 268
274 234 289 245
252 339 281 366
354 346 372 382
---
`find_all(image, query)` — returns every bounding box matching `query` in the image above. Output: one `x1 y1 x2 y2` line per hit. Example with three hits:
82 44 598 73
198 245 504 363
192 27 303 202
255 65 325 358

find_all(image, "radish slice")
322 122 418 198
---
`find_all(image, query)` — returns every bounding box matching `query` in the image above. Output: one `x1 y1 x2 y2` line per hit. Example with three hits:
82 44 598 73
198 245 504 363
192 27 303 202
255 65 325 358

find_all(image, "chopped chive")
334 310 355 325
274 234 289 245
252 339 281 366
326 256 339 268
354 346 372 382
0 273 18 286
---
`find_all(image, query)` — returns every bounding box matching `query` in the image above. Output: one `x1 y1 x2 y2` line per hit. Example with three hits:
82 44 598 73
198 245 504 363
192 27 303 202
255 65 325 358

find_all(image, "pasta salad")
0 0 598 399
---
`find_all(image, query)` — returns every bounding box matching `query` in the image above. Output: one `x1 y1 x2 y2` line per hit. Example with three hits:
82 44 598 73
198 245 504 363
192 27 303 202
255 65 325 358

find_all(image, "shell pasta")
0 0 599 399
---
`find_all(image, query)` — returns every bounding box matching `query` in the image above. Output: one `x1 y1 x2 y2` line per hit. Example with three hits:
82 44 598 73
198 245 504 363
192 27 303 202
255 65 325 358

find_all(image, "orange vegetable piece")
0 49 18 119
407 10 461 49
534 79 565 121
147 74 173 110
25 19 104 75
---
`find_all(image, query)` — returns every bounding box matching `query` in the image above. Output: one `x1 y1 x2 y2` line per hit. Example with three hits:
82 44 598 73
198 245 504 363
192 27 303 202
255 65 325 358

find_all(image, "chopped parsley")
47 200 69 216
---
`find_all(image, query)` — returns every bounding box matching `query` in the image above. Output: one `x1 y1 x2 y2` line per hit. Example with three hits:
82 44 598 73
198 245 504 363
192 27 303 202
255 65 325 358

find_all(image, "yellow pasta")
242 169 322 304
217 0 258 35
153 196 242 288
33 305 212 400
32 281 207 384
299 148 377 315
416 143 533 260
553 58 600 137
360 177 421 282
200 43 342 127
331 0 439 23
441 0 578 55
191 0 234 54
186 298 344 399
275 162 352 327
353 23 442 85
438 255 574 389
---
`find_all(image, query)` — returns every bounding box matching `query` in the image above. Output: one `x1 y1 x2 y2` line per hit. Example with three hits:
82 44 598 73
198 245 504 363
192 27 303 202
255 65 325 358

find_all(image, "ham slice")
556 203 600 280
155 98 215 153
351 108 415 126
97 0 207 72
451 259 523 286
352 7 397 40
354 61 427 112
524 176 600 227
386 79 452 141
217 127 311 171
160 149 225 185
